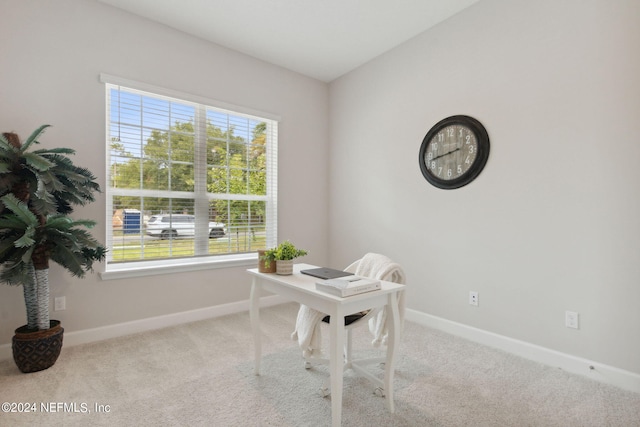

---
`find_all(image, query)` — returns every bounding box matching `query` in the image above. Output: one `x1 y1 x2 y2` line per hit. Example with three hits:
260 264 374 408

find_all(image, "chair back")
344 253 405 284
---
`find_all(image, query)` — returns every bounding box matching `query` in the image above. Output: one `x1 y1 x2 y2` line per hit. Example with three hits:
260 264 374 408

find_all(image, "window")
100 75 278 278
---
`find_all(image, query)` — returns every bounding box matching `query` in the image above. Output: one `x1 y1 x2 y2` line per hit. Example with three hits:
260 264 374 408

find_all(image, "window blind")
102 76 278 271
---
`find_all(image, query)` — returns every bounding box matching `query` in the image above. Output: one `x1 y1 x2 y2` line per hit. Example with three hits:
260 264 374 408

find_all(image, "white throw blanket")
291 253 406 356
354 253 406 347
291 302 326 358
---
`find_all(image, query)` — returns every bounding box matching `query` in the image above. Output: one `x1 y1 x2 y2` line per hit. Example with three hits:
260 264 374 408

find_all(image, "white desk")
248 263 405 427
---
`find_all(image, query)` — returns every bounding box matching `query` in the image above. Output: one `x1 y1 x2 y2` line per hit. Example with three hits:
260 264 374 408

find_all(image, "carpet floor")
1 303 639 426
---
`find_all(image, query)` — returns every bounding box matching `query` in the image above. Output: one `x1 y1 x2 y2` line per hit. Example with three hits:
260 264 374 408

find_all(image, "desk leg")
384 291 400 413
250 277 261 375
329 308 345 427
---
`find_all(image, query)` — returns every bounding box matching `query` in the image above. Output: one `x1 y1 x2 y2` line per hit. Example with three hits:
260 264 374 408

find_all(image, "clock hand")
431 147 461 161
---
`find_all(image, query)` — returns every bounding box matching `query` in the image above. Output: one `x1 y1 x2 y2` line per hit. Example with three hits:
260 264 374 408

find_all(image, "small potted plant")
257 248 277 273
271 240 307 275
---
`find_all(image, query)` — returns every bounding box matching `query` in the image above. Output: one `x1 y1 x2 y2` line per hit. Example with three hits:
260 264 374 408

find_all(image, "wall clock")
418 115 490 189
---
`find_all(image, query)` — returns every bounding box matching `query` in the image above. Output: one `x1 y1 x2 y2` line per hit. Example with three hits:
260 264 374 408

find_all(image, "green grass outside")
109 231 266 262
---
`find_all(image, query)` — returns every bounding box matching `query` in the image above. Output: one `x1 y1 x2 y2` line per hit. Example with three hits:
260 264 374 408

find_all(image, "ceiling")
97 0 480 82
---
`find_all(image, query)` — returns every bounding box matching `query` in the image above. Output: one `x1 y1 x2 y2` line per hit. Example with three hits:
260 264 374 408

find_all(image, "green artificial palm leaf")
0 194 37 226
33 178 58 213
45 171 66 193
45 215 74 229
23 152 55 171
0 135 16 153
0 260 32 286
60 169 97 186
54 157 97 181
49 244 85 277
32 147 76 155
86 245 107 260
79 246 107 271
68 219 96 232
0 238 20 261
71 165 97 181
0 215 30 229
21 124 50 152
47 153 74 168
20 246 35 264
45 215 105 257
13 224 36 248
0 237 16 252
29 195 56 217
66 229 99 250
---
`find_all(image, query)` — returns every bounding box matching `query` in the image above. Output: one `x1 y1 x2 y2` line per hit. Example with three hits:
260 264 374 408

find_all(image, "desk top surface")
248 263 405 303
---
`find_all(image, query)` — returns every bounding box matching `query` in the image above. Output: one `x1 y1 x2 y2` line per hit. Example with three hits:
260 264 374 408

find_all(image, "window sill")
99 253 258 280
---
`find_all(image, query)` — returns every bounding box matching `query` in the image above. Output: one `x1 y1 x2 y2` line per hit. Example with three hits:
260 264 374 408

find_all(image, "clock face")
419 115 489 189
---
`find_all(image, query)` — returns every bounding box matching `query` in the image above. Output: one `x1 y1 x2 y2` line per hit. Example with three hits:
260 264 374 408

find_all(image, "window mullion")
194 105 209 255
265 122 278 248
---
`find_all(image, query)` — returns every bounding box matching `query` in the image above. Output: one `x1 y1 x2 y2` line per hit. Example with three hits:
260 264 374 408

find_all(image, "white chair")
300 254 406 397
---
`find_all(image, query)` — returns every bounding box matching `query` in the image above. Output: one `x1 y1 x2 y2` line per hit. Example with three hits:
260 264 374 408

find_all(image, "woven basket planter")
12 320 64 373
257 249 276 273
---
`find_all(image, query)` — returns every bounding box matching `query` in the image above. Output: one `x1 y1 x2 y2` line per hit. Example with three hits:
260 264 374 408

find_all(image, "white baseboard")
405 308 640 394
0 295 288 362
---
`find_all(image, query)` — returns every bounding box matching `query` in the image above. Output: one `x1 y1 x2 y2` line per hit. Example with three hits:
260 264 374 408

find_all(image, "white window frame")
99 74 278 280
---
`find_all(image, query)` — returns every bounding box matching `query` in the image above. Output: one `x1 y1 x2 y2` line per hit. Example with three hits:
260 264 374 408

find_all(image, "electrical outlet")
54 296 66 311
469 291 479 306
565 311 579 329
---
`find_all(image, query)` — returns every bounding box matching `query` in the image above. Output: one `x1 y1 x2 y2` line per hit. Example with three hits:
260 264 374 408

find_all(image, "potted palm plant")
270 240 307 275
0 125 106 373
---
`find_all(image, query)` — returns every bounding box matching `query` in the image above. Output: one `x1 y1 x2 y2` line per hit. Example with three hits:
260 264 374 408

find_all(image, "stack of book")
315 275 381 297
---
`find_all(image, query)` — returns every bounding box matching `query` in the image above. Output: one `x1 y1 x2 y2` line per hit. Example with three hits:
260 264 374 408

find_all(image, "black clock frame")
418 115 490 190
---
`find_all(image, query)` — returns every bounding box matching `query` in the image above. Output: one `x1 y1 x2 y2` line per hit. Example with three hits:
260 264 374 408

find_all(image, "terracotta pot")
12 320 64 373
257 250 276 273
276 259 294 275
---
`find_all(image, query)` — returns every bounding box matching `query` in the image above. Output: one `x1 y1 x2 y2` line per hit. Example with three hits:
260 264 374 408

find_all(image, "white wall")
0 0 329 345
329 0 640 375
